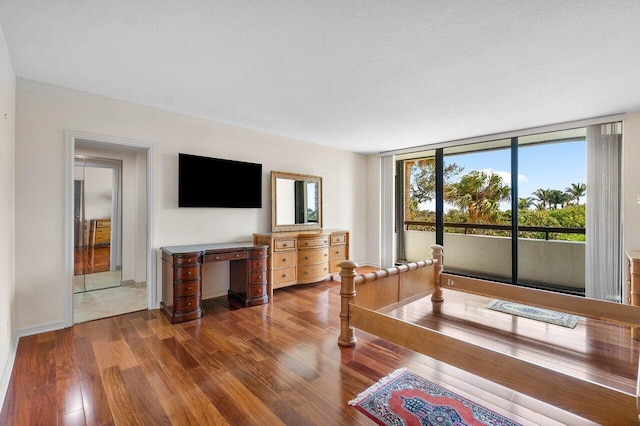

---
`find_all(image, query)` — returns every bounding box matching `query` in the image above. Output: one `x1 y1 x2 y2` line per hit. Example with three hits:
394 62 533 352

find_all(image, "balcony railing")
404 221 585 241
401 221 586 293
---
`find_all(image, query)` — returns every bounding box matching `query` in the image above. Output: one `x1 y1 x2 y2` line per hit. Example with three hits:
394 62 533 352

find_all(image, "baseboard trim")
0 335 18 413
15 320 67 339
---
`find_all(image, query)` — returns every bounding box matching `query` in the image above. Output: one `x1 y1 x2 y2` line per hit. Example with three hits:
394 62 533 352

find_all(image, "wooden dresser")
89 219 111 246
626 250 640 339
253 229 349 297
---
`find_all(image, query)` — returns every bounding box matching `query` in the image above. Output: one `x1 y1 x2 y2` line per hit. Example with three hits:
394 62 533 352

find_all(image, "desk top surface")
161 241 263 255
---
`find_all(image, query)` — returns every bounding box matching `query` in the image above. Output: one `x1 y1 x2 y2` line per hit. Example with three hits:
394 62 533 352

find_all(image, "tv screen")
178 153 262 208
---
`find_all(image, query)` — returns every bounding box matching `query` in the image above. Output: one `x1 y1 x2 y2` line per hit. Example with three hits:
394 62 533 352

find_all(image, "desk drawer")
272 251 296 268
298 247 329 265
175 281 199 297
174 255 199 265
298 237 329 248
274 239 296 251
174 265 200 281
204 251 247 262
249 271 266 285
250 258 267 271
273 267 296 285
174 296 199 313
248 284 266 299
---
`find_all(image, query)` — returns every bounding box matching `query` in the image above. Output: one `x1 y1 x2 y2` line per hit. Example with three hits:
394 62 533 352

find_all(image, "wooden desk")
161 242 268 323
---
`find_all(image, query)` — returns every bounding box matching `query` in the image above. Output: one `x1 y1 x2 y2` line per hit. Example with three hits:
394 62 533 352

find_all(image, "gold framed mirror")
271 171 322 232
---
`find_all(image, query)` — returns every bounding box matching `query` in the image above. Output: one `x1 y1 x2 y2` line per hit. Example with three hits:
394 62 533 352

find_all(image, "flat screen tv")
178 153 262 208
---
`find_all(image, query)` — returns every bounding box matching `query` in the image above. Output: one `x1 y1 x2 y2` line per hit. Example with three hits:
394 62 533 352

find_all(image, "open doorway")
66 133 154 325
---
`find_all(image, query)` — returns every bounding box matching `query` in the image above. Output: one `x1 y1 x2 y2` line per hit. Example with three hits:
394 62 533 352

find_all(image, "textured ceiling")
1 1 639 154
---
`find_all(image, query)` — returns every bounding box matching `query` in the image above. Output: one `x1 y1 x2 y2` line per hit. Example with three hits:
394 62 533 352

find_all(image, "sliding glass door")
396 122 621 300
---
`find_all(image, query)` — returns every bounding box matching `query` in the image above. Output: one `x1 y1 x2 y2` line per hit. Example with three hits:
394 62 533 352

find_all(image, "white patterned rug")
486 299 579 328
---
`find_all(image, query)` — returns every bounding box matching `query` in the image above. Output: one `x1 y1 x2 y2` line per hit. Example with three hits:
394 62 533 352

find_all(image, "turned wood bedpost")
431 245 444 303
338 260 358 346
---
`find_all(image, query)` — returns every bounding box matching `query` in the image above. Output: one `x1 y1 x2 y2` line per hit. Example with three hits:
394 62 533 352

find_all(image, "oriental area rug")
349 368 522 426
486 299 578 328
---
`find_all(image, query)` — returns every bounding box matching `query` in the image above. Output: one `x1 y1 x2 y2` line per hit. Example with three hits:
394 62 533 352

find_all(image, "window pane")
443 140 512 282
517 129 586 295
401 152 436 261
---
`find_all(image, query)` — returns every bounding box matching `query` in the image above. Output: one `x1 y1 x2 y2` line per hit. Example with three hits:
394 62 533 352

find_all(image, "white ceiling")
1 1 639 154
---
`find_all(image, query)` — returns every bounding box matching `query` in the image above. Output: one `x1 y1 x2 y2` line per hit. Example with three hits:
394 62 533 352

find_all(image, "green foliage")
405 161 587 241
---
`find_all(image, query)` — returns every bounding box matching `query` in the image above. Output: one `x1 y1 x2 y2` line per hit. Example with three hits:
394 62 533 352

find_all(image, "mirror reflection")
272 171 322 232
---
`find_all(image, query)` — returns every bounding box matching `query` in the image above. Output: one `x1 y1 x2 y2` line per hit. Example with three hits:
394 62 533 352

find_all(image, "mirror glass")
272 171 322 232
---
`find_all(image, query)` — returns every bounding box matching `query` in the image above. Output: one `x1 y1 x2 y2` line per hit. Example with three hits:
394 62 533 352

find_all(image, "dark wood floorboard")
1 274 629 425
74 246 110 275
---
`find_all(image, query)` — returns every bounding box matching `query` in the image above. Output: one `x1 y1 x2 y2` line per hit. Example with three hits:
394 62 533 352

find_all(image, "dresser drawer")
298 247 329 265
274 239 296 251
273 267 296 285
330 259 346 274
250 258 267 271
174 296 199 313
329 244 345 260
272 251 296 268
298 236 329 248
331 233 346 245
173 255 199 265
174 281 199 297
174 265 200 281
249 270 266 285
297 263 329 280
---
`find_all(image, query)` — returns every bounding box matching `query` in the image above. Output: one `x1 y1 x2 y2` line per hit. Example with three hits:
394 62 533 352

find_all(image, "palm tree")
445 170 510 223
518 197 535 211
565 182 586 205
547 189 571 209
532 188 550 210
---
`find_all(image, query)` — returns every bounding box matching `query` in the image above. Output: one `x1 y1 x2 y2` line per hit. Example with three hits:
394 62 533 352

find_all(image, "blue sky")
442 140 586 210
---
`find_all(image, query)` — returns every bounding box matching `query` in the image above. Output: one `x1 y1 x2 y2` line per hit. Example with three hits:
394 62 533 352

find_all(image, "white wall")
14 78 368 333
0 24 15 408
81 167 113 221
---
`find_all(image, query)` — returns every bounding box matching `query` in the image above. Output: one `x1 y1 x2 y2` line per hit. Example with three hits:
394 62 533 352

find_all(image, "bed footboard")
338 245 442 346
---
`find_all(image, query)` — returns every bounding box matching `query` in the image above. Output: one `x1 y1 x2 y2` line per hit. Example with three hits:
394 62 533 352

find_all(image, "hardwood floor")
1 274 627 425
74 246 110 276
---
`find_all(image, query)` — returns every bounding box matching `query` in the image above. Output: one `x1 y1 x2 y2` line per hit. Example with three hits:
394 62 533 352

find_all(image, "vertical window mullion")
435 149 444 246
511 137 518 285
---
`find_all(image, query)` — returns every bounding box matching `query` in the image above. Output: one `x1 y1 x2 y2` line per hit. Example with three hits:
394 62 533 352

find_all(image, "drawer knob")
235 254 240 257
257 275 262 280
282 258 287 262
324 253 327 257
215 256 221 260
282 243 288 247
304 256 309 260
304 271 309 275
187 271 192 275
187 302 192 306
257 262 262 266
282 273 288 278
304 242 309 246
187 286 192 291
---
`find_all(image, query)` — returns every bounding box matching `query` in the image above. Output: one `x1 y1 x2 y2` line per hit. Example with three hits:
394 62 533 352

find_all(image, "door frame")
64 131 156 327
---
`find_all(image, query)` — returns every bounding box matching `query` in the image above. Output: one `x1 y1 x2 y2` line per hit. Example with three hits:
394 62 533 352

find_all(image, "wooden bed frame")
338 245 640 425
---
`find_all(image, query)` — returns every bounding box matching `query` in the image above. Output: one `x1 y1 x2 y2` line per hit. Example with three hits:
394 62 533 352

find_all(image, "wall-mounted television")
178 153 262 208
